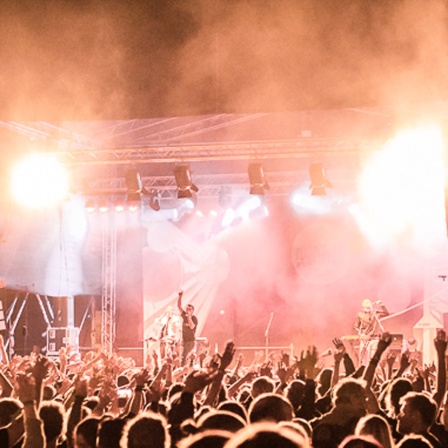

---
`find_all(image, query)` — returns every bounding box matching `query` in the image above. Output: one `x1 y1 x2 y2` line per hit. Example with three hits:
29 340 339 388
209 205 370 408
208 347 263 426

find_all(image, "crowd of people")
0 309 448 447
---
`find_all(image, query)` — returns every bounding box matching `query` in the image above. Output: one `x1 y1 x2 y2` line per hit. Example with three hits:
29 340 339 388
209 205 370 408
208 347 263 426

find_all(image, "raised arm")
204 341 235 407
363 332 392 390
177 290 184 313
0 334 9 364
15 374 44 448
433 329 447 407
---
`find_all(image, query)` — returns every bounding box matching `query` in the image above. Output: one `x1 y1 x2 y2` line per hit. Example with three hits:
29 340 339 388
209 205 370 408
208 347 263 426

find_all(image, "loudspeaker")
389 334 403 349
46 327 80 355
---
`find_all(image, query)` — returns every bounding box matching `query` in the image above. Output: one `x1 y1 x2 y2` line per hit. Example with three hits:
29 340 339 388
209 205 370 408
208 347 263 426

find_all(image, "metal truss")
101 213 117 355
0 121 98 150
54 137 384 166
0 113 271 152
78 168 357 203
93 113 270 145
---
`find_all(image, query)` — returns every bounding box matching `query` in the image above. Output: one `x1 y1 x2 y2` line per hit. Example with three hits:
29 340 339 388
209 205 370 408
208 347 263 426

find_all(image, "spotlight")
115 200 125 212
125 167 152 205
85 199 95 213
174 165 198 199
248 163 269 195
128 201 140 212
125 168 145 194
309 162 332 196
98 199 108 213
148 189 161 211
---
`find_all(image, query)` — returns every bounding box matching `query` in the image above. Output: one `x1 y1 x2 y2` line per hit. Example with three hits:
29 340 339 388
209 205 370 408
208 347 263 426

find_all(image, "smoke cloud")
1 1 448 120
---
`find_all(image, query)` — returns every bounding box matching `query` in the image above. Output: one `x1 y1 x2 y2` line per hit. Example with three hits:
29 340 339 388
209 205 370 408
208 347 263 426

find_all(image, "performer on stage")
157 306 180 359
177 290 198 365
353 298 389 366
354 299 389 337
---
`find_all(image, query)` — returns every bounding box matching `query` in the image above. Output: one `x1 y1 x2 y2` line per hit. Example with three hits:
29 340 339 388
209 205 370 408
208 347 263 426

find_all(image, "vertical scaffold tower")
101 213 116 354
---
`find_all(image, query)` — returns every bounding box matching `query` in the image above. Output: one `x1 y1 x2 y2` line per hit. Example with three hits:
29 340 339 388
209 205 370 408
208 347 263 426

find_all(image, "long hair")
355 414 394 448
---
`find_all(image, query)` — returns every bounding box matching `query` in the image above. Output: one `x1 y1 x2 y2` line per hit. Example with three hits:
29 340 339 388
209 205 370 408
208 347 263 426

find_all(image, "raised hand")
332 338 346 363
33 355 50 382
434 329 447 355
399 351 411 372
301 346 318 378
184 369 217 394
15 374 36 406
281 351 290 368
259 361 273 378
332 338 346 355
386 351 397 369
413 368 424 392
377 332 392 354
219 341 235 371
73 376 88 398
133 368 150 388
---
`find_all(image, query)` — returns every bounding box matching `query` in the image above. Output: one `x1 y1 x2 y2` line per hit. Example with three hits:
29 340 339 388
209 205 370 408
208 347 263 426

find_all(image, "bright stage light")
85 199 95 213
98 199 108 213
290 186 333 215
358 126 446 243
222 208 236 227
11 153 69 208
238 195 262 220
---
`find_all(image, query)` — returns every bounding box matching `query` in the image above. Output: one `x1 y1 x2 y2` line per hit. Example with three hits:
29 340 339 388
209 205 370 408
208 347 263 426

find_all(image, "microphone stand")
373 309 385 334
264 313 274 362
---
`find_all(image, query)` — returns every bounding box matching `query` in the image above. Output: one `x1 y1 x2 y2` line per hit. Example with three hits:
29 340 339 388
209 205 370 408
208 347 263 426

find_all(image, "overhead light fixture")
98 199 108 213
115 199 125 212
309 162 332 196
85 199 95 213
125 168 149 200
248 163 269 195
174 165 198 199
147 189 161 211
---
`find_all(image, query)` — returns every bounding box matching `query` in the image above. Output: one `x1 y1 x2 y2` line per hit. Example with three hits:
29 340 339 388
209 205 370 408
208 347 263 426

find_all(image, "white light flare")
237 195 262 221
11 153 69 208
358 126 446 246
221 208 236 227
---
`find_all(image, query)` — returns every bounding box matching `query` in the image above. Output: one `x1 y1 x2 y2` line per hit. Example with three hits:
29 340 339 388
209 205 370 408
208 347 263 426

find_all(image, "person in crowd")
354 414 394 448
395 434 433 447
0 318 447 448
311 378 369 448
248 393 295 424
97 417 126 448
338 434 383 448
73 417 100 448
177 429 232 448
121 411 170 448
39 400 66 448
396 392 442 448
223 422 311 448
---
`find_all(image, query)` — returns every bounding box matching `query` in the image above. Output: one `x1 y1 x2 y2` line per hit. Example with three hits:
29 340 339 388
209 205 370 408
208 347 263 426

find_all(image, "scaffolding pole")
101 213 116 354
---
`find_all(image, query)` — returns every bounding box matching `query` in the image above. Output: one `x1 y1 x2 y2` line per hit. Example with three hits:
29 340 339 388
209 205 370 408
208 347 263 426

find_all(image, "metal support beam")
101 213 116 354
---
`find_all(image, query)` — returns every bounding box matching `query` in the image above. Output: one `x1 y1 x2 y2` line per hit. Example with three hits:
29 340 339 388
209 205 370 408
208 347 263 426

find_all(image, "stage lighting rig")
174 165 199 199
309 162 332 196
248 163 269 195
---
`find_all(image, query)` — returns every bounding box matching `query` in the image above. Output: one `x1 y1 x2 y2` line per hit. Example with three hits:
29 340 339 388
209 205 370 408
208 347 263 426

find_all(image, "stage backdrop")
142 199 424 359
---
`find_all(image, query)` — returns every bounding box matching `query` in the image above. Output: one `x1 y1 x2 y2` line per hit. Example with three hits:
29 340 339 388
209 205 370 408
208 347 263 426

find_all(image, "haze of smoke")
2 1 448 120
